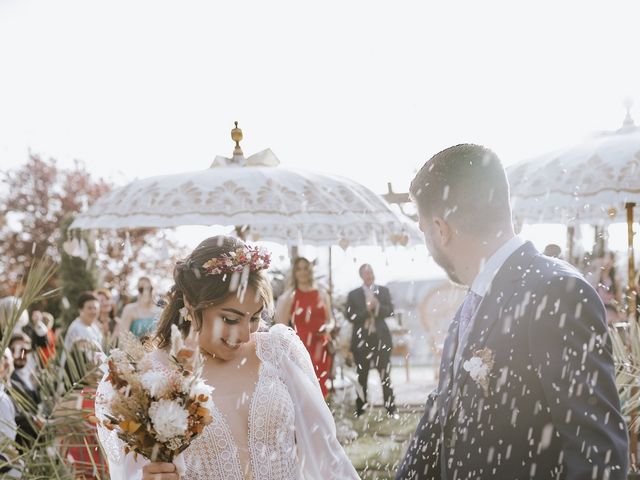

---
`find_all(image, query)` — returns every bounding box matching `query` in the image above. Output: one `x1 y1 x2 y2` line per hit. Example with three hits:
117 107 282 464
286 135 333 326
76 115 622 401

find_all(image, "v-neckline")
207 337 264 480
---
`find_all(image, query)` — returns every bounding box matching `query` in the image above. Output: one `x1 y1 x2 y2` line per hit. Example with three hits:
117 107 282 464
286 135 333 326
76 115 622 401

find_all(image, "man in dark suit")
9 333 40 450
346 264 397 416
396 144 628 479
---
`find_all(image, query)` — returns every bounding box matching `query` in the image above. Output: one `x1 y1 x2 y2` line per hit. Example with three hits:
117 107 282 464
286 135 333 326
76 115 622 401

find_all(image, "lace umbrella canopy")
508 104 640 226
507 102 640 316
70 123 420 248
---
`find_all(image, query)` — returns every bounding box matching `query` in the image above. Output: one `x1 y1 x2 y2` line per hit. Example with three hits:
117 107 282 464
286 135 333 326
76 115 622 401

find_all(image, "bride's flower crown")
201 245 271 276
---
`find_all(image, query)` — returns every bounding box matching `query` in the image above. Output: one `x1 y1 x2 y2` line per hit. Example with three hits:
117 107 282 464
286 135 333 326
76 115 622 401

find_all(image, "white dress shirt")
470 236 525 297
362 285 381 315
454 236 525 369
64 317 104 352
0 383 17 441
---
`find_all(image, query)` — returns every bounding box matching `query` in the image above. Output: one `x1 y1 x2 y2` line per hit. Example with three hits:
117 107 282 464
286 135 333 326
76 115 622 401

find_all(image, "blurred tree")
0 155 110 316
1 154 185 325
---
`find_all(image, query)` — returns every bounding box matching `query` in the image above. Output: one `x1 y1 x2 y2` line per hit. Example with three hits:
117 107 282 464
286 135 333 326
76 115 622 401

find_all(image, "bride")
96 236 359 480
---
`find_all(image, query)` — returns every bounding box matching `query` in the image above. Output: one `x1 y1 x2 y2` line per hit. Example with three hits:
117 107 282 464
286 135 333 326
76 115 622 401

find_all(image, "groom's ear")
432 216 452 246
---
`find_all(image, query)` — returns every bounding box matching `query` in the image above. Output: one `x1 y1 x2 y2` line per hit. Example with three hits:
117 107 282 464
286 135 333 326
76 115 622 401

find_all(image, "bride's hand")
142 462 179 480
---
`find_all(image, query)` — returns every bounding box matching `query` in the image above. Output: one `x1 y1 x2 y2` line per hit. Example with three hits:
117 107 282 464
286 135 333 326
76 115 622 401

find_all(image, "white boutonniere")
463 347 495 396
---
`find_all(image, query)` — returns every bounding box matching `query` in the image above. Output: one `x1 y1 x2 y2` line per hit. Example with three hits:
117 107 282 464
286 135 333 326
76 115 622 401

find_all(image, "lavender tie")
453 290 483 373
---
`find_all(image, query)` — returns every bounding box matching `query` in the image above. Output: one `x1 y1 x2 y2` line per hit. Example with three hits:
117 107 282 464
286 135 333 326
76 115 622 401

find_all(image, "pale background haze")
1 0 639 292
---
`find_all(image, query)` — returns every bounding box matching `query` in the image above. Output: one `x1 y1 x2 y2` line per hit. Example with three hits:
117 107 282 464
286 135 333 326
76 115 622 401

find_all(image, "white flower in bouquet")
140 370 172 398
109 349 134 373
137 353 155 372
100 327 213 462
190 379 214 402
149 398 190 442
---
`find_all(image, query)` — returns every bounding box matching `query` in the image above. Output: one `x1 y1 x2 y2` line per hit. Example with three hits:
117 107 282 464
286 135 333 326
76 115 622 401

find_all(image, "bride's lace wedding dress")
96 324 359 480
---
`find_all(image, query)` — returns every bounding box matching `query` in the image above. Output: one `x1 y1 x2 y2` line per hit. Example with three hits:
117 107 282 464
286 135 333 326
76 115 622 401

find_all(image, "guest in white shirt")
0 347 17 439
1 346 21 477
64 292 103 353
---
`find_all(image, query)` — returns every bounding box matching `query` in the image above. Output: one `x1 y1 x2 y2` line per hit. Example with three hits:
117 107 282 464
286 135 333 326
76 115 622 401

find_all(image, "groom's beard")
429 242 463 286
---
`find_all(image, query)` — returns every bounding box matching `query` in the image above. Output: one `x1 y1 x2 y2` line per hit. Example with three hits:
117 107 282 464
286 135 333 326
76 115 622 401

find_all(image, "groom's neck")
454 227 516 287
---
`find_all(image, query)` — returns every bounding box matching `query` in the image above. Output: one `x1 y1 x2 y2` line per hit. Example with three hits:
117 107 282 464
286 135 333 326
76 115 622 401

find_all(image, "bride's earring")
179 306 193 324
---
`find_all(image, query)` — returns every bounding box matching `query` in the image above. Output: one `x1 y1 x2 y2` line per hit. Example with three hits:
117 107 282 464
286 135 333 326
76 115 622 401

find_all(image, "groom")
396 144 628 479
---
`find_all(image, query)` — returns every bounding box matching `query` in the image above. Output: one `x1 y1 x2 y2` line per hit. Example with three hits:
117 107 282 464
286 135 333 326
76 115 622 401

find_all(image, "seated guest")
0 296 29 338
23 309 51 359
36 312 56 365
9 333 40 450
64 292 103 353
1 347 21 477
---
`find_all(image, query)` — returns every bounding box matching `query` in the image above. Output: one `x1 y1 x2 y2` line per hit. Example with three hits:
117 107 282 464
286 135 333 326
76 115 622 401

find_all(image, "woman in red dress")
275 257 334 397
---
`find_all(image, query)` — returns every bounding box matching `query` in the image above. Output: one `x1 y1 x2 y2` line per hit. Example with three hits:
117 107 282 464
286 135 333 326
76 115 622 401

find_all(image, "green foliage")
0 258 106 479
0 155 111 300
342 408 422 479
0 258 58 353
3 343 106 479
611 321 640 431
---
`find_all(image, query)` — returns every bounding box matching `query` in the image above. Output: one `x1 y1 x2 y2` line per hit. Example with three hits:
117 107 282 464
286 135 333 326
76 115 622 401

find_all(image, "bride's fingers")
142 462 180 479
143 462 176 473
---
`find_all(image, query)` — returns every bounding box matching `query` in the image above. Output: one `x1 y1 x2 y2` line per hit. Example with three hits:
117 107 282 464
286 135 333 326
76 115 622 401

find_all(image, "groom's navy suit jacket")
397 242 628 480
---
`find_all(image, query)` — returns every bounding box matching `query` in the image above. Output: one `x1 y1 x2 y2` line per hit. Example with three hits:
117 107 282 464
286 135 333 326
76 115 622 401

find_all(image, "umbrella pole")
567 226 575 264
626 202 638 466
290 245 299 264
328 246 333 297
627 202 637 319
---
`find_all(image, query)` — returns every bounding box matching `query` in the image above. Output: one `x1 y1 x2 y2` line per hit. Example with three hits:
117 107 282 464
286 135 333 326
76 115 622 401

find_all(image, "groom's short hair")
410 144 512 235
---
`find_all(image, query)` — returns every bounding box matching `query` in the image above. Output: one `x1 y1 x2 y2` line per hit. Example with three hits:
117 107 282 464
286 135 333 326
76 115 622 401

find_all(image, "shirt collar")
470 235 525 297
15 367 34 389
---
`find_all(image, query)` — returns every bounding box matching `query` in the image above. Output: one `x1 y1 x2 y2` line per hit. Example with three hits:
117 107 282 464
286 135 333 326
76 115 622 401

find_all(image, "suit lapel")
355 287 366 311
442 242 539 420
435 303 463 427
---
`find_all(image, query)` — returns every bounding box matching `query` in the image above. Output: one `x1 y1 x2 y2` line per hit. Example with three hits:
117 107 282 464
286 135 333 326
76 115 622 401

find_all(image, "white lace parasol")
70 123 420 247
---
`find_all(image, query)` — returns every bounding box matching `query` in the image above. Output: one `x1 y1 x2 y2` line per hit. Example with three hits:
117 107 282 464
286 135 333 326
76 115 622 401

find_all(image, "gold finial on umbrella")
231 121 244 157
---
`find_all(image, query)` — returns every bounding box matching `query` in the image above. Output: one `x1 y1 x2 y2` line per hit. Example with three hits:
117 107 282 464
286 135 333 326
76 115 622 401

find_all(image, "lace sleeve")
269 324 360 479
272 324 319 385
95 375 147 480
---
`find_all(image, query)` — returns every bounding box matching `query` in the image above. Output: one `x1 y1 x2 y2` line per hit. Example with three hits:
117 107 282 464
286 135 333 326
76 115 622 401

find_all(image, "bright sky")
1 0 639 291
1 1 639 188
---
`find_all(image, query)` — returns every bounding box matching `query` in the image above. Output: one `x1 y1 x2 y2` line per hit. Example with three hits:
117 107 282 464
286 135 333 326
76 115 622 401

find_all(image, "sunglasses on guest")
11 346 32 357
